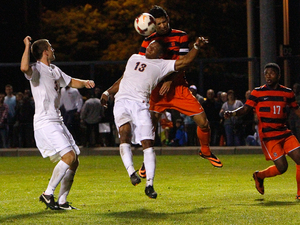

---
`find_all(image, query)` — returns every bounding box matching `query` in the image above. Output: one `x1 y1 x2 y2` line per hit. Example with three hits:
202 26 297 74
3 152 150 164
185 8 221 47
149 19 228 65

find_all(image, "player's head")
264 63 280 75
149 5 170 35
145 40 167 59
264 63 281 88
31 39 55 61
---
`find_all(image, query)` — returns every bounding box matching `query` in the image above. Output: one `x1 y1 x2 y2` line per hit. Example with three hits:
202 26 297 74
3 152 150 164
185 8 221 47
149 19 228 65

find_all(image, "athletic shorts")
34 122 80 160
261 135 300 161
149 84 204 116
114 99 155 145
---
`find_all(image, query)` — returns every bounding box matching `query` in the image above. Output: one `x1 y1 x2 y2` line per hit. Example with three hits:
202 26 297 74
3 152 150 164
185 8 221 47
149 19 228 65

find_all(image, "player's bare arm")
20 36 33 77
174 37 208 71
224 104 252 119
101 76 123 108
69 78 95 89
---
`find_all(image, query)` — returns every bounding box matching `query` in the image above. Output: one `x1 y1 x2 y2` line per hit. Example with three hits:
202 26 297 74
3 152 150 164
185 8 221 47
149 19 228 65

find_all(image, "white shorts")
34 122 80 160
113 99 155 145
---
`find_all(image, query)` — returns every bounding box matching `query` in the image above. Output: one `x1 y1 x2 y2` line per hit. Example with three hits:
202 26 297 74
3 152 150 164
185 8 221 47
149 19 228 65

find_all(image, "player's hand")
195 36 209 48
159 81 172 95
85 80 95 89
23 36 32 47
100 94 108 108
224 111 234 119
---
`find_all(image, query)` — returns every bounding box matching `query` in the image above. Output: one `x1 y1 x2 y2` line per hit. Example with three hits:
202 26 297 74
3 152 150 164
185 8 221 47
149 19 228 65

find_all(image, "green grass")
0 154 300 224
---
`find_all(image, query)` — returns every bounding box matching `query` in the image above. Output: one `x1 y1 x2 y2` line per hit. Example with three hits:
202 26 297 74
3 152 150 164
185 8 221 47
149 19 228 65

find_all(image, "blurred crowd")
1 83 300 148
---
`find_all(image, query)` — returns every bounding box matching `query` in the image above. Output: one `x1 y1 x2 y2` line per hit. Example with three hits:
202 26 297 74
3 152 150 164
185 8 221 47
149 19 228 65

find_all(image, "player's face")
155 16 170 35
145 41 162 59
46 42 55 61
264 68 280 88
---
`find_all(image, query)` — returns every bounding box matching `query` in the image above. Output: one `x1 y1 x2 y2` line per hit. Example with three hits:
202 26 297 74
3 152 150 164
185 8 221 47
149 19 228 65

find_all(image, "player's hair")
31 39 50 60
149 5 168 18
154 39 168 55
264 63 281 75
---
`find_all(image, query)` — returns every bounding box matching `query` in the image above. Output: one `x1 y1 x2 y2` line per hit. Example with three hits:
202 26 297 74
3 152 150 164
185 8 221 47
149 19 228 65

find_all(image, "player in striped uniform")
224 63 300 199
138 6 222 178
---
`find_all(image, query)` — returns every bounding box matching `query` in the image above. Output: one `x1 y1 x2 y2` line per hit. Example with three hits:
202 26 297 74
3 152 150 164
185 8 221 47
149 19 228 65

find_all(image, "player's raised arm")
20 36 33 77
174 37 208 71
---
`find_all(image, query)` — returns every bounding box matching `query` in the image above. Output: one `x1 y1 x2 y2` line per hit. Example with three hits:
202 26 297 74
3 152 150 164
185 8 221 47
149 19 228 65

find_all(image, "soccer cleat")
130 171 141 186
58 202 78 210
253 171 264 195
145 185 157 199
199 150 223 168
139 163 146 179
296 196 300 200
39 193 58 210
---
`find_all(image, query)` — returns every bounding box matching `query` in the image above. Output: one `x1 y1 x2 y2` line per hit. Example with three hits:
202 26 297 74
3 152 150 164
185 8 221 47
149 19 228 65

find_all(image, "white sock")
143 147 156 186
44 160 70 195
120 143 135 176
58 169 75 205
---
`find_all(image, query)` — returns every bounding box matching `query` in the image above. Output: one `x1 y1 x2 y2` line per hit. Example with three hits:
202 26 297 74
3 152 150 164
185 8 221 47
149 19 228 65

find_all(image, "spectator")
159 110 173 146
219 90 244 146
14 91 35 147
169 118 187 146
189 85 204 104
80 89 105 147
181 113 198 146
202 89 222 146
4 84 16 147
246 114 260 146
0 93 8 148
221 92 228 103
219 91 228 146
216 91 223 104
242 90 255 143
60 86 83 144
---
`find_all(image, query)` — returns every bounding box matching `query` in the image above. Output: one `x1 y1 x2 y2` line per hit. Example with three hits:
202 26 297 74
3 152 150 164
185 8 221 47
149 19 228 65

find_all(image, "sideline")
0 146 262 157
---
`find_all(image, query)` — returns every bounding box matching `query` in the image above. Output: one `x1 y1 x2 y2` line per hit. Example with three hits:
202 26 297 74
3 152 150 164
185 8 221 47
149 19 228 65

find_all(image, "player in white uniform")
20 36 95 210
101 37 207 198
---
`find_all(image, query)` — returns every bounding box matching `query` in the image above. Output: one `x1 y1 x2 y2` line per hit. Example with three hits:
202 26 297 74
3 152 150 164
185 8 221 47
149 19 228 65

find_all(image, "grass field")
0 154 300 224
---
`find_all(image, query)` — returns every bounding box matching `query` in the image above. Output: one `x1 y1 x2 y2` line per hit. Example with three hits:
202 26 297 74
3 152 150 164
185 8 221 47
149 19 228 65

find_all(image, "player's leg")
193 112 223 168
41 148 76 209
253 157 285 195
119 122 141 186
57 153 79 210
141 139 157 199
287 147 300 199
139 111 162 179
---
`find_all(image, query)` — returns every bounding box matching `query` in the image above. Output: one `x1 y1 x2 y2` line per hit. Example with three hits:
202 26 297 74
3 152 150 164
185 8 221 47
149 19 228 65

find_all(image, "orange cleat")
253 171 264 195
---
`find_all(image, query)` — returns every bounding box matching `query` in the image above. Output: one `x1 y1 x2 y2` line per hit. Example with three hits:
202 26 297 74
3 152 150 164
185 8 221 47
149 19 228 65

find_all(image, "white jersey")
25 61 71 130
114 54 176 103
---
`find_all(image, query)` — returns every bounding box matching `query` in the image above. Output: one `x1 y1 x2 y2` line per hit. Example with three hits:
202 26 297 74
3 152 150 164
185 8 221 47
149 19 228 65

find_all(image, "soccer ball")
134 13 156 36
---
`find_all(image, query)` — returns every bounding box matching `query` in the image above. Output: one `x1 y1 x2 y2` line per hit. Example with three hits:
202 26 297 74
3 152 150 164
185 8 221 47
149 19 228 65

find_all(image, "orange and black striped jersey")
139 29 189 86
245 84 299 141
139 29 189 60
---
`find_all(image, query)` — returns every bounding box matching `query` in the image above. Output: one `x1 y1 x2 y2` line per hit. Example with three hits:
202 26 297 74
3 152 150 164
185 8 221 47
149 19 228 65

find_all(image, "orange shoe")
199 150 223 168
295 195 300 200
253 171 264 195
138 163 146 179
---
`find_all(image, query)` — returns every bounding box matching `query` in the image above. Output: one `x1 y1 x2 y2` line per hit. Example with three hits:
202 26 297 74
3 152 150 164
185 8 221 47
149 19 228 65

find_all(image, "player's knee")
199 120 210 130
61 149 77 166
277 164 288 174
